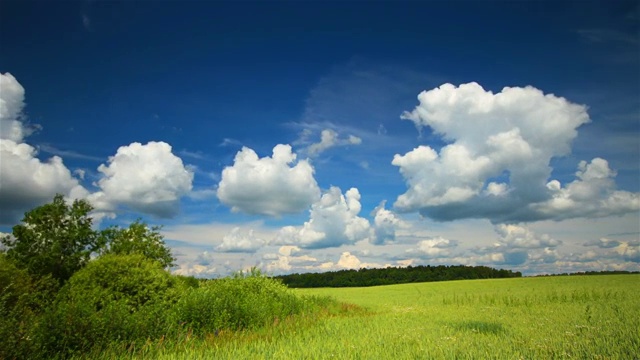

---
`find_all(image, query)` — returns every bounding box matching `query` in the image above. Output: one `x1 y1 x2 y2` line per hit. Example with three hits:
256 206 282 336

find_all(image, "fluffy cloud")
217 144 320 216
371 201 408 245
394 82 637 222
215 227 265 253
583 238 640 263
404 236 458 259
0 74 195 223
534 158 639 220
0 73 29 142
275 186 372 248
336 251 362 269
89 141 193 218
494 224 561 249
264 246 321 273
0 73 87 224
471 224 561 266
616 241 640 262
528 247 561 264
305 129 362 157
262 247 390 274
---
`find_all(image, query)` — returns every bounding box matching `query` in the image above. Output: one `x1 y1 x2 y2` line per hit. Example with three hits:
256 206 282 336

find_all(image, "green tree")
98 220 175 269
1 194 99 284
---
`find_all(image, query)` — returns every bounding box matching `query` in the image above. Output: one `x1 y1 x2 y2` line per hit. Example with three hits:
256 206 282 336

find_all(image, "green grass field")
91 274 639 359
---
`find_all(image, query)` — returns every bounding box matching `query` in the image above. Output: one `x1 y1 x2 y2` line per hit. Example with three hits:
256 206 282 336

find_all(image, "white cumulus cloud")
405 236 458 259
275 186 372 248
88 141 193 218
0 73 88 224
264 246 319 273
336 251 362 269
472 224 560 266
494 224 561 249
217 144 320 216
216 227 265 253
394 82 637 222
371 200 408 245
0 73 29 142
534 158 639 220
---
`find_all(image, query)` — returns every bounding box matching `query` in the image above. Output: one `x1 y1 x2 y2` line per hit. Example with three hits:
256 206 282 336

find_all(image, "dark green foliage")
0 254 59 360
0 253 38 360
98 220 175 269
0 252 33 311
1 194 99 284
276 265 522 288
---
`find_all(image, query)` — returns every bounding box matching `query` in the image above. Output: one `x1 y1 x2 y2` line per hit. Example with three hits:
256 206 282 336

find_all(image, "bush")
33 254 184 357
57 253 182 312
173 270 307 334
0 254 37 359
0 253 33 311
34 297 172 358
0 254 59 360
4 255 332 359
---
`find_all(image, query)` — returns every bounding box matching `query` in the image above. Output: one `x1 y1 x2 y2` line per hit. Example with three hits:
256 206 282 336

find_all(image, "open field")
94 274 640 359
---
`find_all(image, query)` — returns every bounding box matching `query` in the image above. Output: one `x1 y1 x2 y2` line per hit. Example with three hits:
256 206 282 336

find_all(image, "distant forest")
534 270 639 277
274 265 522 288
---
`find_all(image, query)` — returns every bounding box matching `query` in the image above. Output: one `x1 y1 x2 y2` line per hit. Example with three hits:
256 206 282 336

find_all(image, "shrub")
0 254 37 359
0 254 61 359
33 254 183 357
57 253 182 311
173 270 307 334
0 253 33 311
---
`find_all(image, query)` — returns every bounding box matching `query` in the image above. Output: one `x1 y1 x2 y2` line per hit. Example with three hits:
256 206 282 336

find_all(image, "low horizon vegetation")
275 264 523 288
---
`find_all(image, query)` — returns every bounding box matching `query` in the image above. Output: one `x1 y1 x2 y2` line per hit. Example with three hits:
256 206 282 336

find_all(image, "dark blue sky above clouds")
1 1 638 276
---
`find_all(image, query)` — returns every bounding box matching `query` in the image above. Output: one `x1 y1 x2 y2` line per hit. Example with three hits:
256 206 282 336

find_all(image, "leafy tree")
98 220 175 269
1 194 99 284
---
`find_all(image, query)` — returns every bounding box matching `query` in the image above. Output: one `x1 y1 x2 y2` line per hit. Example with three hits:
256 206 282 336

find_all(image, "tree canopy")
98 220 175 269
1 194 98 284
1 194 175 285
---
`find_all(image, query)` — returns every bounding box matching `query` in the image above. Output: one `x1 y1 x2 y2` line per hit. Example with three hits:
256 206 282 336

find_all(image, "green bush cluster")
0 254 316 359
0 195 324 359
174 269 308 334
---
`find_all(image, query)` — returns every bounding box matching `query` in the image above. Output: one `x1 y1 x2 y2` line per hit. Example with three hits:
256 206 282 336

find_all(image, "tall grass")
82 274 639 359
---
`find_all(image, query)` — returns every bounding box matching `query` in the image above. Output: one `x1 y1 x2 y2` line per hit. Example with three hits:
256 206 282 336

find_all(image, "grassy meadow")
86 274 639 359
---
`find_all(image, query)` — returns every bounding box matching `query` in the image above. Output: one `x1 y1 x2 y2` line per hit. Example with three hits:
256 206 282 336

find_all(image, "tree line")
534 270 639 277
275 264 522 288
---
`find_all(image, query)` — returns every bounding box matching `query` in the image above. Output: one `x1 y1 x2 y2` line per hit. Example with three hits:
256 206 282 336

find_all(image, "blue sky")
1 0 638 276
